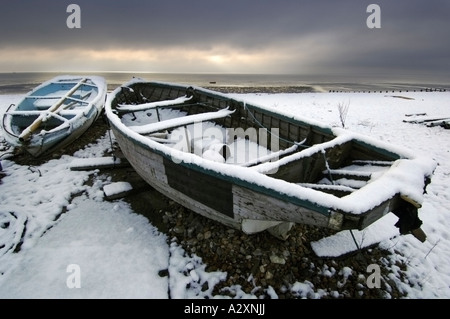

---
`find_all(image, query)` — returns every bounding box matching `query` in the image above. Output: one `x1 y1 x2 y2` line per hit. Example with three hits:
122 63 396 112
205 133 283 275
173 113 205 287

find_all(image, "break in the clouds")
0 0 449 78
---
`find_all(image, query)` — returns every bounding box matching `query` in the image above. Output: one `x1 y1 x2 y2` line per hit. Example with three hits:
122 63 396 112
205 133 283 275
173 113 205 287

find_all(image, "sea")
0 72 449 95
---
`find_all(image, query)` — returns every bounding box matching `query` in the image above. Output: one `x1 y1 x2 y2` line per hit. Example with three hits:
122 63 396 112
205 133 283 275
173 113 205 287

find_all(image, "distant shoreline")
206 86 448 94
0 71 449 95
1 84 447 96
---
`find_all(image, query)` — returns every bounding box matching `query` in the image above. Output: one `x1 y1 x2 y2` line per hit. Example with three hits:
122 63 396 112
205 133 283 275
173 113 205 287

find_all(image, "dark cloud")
0 1 357 48
0 0 449 77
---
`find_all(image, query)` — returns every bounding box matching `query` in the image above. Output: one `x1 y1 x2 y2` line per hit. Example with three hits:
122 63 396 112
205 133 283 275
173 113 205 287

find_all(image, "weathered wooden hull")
2 75 107 157
111 123 336 237
106 79 436 239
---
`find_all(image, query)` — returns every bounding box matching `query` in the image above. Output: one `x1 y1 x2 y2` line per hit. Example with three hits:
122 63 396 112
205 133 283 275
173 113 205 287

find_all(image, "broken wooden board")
310 213 399 258
403 115 450 129
390 95 415 100
69 156 130 171
425 119 450 129
404 113 427 117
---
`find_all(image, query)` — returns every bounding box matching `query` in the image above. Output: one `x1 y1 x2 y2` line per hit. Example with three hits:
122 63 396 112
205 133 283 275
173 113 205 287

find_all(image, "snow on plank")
103 177 152 200
128 108 235 134
117 95 192 112
103 182 134 200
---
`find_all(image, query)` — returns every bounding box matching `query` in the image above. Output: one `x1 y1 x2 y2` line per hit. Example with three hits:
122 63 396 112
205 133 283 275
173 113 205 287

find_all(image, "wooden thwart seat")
242 142 303 167
298 183 356 197
32 91 93 110
117 95 193 113
129 108 235 135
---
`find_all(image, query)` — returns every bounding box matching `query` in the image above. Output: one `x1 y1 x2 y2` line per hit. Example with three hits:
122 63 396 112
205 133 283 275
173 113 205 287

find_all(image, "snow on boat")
1 75 107 157
105 78 436 240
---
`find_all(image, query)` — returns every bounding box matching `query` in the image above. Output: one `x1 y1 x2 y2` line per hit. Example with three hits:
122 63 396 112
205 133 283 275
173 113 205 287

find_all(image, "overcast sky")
0 0 449 80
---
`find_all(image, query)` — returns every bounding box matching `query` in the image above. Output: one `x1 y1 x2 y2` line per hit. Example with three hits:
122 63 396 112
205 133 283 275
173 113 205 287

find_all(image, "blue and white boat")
1 75 107 157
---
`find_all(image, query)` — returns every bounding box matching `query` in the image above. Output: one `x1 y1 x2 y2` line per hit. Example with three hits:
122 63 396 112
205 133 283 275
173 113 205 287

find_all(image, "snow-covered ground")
0 90 449 299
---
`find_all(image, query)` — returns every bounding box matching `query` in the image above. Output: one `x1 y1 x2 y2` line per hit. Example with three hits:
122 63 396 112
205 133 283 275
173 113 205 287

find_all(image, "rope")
103 113 117 163
349 229 361 251
322 149 335 185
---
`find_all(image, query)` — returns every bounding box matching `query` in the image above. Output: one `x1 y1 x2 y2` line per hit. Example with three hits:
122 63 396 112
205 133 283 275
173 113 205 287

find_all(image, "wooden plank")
426 119 450 128
103 182 133 200
116 95 192 113
128 108 235 134
325 169 372 182
232 185 332 228
298 183 355 197
352 160 393 166
403 116 450 124
240 143 300 167
69 157 130 171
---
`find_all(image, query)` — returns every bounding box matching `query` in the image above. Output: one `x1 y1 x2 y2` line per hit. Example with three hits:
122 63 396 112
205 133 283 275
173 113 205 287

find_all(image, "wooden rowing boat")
105 78 436 241
1 75 107 157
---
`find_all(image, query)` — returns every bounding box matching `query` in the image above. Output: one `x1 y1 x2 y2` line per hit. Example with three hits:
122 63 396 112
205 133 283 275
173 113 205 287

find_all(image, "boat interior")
112 82 402 199
2 80 99 137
